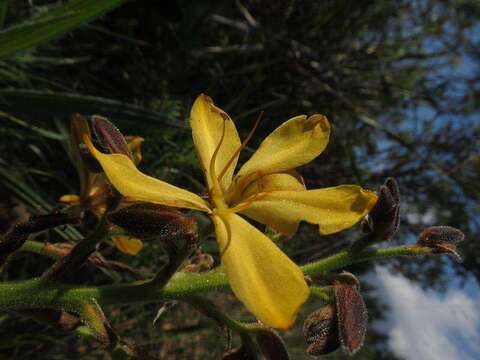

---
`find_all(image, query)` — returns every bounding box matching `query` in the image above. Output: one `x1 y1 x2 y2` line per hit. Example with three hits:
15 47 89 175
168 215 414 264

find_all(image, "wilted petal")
239 185 377 235
190 95 241 192
213 213 309 329
234 114 330 189
84 135 210 212
112 235 144 256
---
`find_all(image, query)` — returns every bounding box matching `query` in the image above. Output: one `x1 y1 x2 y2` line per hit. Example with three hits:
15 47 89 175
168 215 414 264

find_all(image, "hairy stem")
0 245 433 311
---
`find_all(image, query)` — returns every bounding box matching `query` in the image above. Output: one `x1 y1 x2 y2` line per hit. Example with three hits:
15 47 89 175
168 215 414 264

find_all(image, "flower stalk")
0 244 433 312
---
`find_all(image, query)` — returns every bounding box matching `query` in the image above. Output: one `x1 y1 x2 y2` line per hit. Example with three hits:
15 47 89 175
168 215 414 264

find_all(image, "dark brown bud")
108 203 198 246
303 305 340 356
334 271 361 290
256 329 290 360
222 335 258 360
334 282 368 356
417 226 465 260
385 177 400 203
10 213 79 235
361 177 400 242
0 214 78 265
92 115 132 158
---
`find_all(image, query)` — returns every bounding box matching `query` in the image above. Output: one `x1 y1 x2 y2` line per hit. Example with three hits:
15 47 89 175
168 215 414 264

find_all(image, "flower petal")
125 136 144 165
212 212 309 329
234 114 330 188
190 94 241 192
112 235 143 255
85 135 210 212
59 194 81 204
238 172 305 201
238 185 377 235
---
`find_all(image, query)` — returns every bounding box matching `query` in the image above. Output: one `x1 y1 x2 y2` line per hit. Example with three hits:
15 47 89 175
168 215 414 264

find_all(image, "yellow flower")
84 95 377 329
59 114 145 256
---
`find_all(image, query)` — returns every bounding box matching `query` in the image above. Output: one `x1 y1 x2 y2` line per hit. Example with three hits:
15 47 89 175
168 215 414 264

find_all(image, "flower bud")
9 213 79 236
256 329 290 360
334 271 360 290
92 115 132 159
107 203 198 246
303 305 340 356
417 226 465 260
385 177 400 203
222 336 258 360
365 177 400 241
334 282 368 356
0 214 78 265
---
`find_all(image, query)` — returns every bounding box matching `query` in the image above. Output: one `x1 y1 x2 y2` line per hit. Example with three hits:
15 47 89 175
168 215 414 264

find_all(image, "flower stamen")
216 111 264 185
229 191 268 213
208 117 227 204
217 214 233 257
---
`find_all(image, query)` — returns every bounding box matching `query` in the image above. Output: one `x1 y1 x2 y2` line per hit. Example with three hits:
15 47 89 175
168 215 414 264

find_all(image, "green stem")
186 296 247 333
302 245 431 276
147 242 195 289
0 245 432 311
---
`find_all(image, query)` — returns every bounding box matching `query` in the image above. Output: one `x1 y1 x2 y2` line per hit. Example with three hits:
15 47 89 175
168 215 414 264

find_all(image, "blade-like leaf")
0 89 186 129
0 0 128 60
0 0 7 29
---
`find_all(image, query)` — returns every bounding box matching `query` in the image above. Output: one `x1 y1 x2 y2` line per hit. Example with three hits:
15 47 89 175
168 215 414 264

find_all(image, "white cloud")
373 267 480 360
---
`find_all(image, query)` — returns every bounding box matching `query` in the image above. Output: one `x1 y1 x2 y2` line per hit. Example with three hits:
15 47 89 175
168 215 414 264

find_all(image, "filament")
217 111 264 184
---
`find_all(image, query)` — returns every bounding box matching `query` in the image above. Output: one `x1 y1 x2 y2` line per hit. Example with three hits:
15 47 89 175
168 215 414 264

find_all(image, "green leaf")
0 0 7 29
0 0 128 60
0 89 187 130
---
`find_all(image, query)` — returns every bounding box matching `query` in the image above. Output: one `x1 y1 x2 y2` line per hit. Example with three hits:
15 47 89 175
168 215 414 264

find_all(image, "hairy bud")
108 203 197 242
364 177 400 241
417 226 465 260
303 305 340 356
334 271 361 290
0 214 78 265
92 115 132 158
334 282 368 356
304 277 369 357
222 335 258 360
256 329 290 360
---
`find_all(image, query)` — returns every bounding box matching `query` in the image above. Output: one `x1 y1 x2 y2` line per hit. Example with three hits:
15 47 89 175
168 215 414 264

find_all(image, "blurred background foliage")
0 0 479 358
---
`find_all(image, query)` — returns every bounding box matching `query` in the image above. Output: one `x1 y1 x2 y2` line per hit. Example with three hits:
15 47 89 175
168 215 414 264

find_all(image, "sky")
368 22 480 358
373 266 480 360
